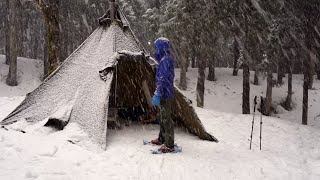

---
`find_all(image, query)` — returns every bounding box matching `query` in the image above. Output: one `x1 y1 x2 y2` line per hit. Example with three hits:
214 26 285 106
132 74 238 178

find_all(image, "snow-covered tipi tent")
1 1 218 149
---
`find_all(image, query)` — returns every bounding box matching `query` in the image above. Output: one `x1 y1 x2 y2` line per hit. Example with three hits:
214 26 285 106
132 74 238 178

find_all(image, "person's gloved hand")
152 92 161 106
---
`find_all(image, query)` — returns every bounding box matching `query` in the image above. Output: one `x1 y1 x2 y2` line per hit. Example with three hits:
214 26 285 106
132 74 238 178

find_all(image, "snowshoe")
151 145 182 154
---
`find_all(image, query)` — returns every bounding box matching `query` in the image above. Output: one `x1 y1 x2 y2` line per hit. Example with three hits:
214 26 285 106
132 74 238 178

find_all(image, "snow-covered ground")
175 68 320 128
1 56 320 180
0 55 42 119
0 55 43 97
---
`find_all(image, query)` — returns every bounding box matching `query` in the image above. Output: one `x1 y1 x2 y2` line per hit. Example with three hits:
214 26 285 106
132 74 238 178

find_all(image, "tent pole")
110 0 116 21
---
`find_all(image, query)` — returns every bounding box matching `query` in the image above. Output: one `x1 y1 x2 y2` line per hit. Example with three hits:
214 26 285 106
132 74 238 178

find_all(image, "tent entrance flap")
106 52 156 128
109 52 155 108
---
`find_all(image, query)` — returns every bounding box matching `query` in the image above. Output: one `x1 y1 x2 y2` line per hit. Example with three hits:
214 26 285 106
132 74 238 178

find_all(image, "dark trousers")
158 98 174 148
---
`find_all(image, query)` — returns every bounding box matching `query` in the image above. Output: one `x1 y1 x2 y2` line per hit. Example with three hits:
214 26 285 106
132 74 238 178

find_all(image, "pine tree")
283 0 320 125
225 0 264 114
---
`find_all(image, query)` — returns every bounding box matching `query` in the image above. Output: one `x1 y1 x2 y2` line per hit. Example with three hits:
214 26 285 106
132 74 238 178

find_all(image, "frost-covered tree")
224 0 263 114
0 0 107 71
265 25 279 116
141 1 164 52
119 0 147 49
276 16 299 112
275 0 320 125
254 0 320 122
294 1 320 125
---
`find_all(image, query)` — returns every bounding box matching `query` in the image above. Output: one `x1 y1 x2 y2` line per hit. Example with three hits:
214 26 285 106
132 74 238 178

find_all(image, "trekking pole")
260 96 263 150
250 96 257 150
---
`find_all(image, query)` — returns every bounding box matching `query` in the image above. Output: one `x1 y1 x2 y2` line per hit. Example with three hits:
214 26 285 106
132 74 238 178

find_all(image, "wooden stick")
142 80 153 108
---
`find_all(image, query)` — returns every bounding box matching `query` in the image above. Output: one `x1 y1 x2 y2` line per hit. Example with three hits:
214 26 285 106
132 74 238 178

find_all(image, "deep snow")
0 55 43 97
175 68 320 128
0 56 320 180
0 55 42 120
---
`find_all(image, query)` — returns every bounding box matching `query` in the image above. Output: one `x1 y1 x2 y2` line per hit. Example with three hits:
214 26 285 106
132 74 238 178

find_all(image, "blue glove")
152 93 161 106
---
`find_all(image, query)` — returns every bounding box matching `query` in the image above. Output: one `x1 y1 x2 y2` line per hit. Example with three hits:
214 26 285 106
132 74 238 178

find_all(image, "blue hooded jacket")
153 38 175 99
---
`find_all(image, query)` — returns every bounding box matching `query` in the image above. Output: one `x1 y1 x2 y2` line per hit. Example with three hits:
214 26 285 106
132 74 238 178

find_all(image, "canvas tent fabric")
1 5 218 149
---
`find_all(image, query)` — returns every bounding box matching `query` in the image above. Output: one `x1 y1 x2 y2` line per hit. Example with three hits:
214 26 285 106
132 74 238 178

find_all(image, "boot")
159 145 174 153
151 138 163 145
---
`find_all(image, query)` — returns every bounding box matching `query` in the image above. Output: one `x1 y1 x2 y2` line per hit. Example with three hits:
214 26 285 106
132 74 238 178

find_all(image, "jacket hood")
153 37 171 63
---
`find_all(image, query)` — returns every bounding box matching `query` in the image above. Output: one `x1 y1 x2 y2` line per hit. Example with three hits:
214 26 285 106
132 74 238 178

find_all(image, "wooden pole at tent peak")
110 0 116 21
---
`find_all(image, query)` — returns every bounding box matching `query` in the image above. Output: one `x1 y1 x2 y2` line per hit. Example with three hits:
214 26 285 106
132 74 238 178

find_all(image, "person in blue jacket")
150 37 175 153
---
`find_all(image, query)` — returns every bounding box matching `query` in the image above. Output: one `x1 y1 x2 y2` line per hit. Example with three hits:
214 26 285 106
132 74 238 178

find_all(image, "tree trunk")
6 0 18 86
233 37 239 76
264 71 273 116
316 62 320 80
5 37 10 65
33 25 39 60
5 0 10 65
175 57 181 69
196 56 205 108
253 69 259 85
191 46 196 68
36 0 61 78
277 65 284 85
191 56 195 68
43 28 49 80
307 59 314 89
304 28 315 89
283 64 293 111
242 64 250 114
46 2 61 75
179 55 187 90
302 56 310 125
185 57 190 72
302 73 308 125
207 55 216 81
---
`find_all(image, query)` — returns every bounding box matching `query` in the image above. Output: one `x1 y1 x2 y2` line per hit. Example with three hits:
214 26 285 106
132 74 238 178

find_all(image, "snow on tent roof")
1 5 218 149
